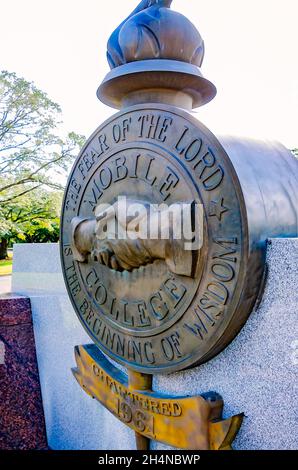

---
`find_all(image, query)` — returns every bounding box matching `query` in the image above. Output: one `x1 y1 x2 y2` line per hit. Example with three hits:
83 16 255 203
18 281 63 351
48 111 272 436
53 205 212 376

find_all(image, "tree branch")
0 184 42 204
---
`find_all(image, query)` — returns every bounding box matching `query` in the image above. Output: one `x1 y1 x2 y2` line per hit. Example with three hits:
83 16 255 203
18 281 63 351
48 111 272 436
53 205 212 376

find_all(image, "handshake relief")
71 198 202 278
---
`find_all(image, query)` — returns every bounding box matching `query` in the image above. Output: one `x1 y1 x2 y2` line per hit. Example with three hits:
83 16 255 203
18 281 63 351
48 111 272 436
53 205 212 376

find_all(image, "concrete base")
12 240 298 450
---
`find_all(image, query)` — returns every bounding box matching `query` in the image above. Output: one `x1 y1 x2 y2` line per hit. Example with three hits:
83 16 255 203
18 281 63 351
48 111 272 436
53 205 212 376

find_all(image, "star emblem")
209 198 229 221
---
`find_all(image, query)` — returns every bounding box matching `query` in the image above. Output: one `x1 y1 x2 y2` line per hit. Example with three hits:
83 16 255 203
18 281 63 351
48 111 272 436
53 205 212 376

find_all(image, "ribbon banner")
73 345 243 450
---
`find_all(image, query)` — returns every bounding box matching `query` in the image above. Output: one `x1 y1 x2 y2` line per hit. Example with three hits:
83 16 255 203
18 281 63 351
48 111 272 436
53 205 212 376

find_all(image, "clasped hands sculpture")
71 199 200 278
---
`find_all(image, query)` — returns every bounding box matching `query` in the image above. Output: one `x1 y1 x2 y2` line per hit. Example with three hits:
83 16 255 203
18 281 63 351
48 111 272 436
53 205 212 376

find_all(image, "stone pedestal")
0 295 47 450
12 240 298 450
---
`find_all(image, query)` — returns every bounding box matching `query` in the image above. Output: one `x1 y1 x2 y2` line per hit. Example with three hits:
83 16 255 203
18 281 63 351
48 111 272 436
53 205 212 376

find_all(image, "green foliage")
292 149 298 159
0 70 85 206
0 188 62 244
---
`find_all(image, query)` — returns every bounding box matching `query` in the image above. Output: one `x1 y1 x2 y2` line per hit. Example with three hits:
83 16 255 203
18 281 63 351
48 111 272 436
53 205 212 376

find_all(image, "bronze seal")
61 104 247 374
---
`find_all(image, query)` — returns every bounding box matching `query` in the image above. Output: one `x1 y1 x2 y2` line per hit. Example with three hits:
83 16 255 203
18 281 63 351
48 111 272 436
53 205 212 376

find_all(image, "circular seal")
61 104 249 374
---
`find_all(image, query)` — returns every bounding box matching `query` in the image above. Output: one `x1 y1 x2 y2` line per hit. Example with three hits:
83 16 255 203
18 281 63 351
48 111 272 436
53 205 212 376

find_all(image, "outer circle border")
60 103 253 374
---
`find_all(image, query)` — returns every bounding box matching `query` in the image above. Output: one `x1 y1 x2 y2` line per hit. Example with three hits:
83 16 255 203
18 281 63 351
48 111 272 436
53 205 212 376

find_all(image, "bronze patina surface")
106 0 203 69
72 344 243 450
98 0 216 109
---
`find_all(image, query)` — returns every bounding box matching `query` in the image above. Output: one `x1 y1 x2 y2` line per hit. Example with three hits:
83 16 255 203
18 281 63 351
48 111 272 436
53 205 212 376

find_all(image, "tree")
292 149 298 159
0 71 84 258
0 188 62 258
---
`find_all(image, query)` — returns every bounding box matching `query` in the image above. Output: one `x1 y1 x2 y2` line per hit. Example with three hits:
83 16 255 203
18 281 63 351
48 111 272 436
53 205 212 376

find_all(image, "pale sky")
0 0 297 148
